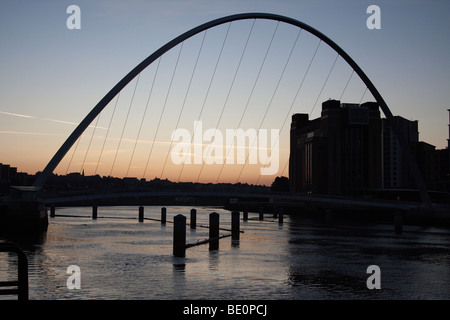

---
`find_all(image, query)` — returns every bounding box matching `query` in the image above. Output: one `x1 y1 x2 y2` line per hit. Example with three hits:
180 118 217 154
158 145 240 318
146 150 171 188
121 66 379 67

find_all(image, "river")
1 205 449 300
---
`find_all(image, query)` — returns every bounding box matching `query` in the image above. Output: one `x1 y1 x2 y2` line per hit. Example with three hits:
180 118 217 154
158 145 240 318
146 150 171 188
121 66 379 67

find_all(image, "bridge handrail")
0 242 29 300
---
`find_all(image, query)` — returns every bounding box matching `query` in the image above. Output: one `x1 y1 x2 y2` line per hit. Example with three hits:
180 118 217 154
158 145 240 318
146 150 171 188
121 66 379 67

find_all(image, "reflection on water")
1 206 449 300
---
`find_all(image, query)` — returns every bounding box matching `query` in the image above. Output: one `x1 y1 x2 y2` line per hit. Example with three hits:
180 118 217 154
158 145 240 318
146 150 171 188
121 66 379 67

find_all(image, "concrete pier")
1 186 48 235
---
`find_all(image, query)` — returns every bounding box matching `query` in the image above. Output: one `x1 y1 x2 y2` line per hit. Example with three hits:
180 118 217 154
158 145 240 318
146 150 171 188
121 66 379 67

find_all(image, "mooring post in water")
394 211 403 234
273 207 278 219
259 207 264 220
231 211 240 241
209 212 220 251
92 206 98 219
190 208 197 229
161 207 167 224
139 206 144 222
50 205 55 218
173 214 186 257
278 207 284 224
325 209 333 225
243 210 248 221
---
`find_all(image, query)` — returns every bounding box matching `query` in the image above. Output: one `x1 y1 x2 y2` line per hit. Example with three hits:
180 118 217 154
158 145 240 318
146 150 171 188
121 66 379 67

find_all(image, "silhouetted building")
410 141 450 192
381 116 419 189
289 99 382 195
1 163 17 184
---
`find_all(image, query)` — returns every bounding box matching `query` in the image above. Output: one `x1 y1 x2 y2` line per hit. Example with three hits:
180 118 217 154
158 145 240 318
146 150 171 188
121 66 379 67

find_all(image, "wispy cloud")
0 130 63 136
0 111 34 119
0 111 108 130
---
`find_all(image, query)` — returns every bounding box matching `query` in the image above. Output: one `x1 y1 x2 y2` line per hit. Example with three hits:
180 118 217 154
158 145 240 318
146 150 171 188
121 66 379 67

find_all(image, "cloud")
0 111 34 119
0 111 108 130
0 130 63 136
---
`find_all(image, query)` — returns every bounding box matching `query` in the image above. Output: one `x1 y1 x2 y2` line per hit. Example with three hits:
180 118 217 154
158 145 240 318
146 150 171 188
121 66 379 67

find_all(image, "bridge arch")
33 12 432 211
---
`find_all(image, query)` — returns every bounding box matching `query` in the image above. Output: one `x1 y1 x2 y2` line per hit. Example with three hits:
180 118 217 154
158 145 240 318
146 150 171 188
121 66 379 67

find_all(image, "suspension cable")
233 24 301 184
80 113 101 174
109 73 140 177
143 42 184 179
176 24 232 182
94 92 120 176
339 69 354 101
160 31 207 179
125 58 162 178
64 136 81 175
309 52 339 115
259 38 321 185
195 20 256 182
359 87 368 104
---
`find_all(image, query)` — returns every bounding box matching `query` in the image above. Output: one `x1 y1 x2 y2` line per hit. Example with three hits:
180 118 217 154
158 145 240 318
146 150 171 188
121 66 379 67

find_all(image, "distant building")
1 163 17 184
0 163 33 194
289 99 382 195
411 141 450 192
381 116 418 189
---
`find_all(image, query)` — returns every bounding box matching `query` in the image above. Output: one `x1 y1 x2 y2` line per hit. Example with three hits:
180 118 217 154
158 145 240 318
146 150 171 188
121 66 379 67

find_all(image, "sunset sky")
1 0 449 186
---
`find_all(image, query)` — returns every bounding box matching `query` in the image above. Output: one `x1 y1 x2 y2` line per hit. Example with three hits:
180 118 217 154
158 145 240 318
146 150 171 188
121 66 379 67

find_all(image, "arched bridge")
32 12 432 212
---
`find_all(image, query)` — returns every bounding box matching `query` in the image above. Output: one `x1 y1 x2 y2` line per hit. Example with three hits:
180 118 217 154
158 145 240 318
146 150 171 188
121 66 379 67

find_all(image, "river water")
1 205 449 300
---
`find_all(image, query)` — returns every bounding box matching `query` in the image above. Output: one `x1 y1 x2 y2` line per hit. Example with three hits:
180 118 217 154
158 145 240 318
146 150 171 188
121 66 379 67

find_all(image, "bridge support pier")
3 187 48 235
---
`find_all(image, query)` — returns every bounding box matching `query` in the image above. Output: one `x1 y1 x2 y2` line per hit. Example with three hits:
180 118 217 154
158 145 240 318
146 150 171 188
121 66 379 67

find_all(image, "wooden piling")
231 211 240 241
92 206 98 219
161 207 167 224
278 208 284 224
190 208 197 229
325 209 333 225
209 212 219 251
50 205 55 218
243 210 248 221
394 211 403 234
173 214 186 257
259 207 264 220
138 206 144 222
